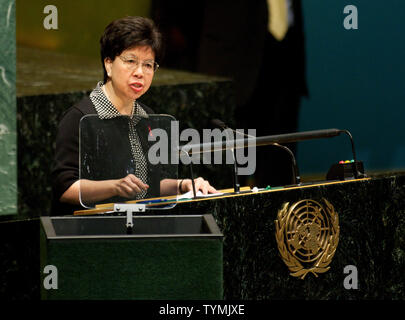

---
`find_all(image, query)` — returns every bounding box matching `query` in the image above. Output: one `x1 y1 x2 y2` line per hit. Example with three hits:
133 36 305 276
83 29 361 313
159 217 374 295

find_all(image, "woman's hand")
115 174 149 198
60 174 149 205
180 177 217 195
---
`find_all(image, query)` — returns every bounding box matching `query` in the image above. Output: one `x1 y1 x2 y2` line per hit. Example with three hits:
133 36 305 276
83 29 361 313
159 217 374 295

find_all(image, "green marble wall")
0 0 16 216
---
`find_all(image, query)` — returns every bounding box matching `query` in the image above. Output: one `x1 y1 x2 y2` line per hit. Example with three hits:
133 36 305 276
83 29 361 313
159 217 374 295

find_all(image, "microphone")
211 119 301 185
252 128 364 180
210 119 240 193
211 119 227 130
182 123 364 184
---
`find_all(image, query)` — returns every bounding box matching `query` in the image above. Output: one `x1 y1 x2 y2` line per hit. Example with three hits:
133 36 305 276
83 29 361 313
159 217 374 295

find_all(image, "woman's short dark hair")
100 16 163 83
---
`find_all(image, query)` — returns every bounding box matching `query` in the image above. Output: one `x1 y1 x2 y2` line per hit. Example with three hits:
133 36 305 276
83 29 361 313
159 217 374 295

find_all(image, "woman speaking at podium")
51 16 216 215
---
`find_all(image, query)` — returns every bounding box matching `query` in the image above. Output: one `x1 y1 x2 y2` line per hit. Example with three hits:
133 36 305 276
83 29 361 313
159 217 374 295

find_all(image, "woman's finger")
128 174 149 190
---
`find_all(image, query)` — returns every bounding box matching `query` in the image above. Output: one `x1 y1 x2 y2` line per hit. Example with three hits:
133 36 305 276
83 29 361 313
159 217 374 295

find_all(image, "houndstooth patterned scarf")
89 81 148 199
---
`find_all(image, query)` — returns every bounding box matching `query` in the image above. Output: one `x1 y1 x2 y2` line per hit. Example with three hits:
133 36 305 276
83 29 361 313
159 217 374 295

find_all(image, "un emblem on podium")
275 199 340 279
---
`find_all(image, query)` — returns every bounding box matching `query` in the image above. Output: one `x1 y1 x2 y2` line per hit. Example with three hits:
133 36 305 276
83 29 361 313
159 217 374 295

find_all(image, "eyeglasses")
118 55 159 74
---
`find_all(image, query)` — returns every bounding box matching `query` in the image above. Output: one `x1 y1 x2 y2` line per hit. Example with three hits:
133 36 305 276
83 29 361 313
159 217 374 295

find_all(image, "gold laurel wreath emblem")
275 199 340 279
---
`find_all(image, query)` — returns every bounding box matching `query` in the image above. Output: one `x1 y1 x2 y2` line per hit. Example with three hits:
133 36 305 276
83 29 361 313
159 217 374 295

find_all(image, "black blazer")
50 96 155 216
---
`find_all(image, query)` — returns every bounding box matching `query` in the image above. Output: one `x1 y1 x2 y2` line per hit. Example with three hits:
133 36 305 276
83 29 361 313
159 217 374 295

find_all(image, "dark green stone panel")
0 0 16 215
174 174 405 299
41 237 223 300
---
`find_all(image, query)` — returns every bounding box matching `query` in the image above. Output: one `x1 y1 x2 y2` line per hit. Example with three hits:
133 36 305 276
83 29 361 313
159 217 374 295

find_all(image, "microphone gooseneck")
210 119 301 186
181 121 363 185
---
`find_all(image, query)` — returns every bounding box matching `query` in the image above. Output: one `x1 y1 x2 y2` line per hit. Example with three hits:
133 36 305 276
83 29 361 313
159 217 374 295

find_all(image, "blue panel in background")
299 0 405 175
